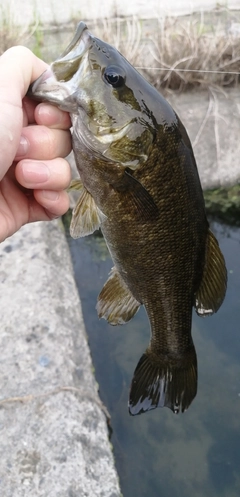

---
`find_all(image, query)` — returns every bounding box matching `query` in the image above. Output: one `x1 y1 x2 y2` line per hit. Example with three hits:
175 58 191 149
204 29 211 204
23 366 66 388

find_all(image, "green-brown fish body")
28 22 227 414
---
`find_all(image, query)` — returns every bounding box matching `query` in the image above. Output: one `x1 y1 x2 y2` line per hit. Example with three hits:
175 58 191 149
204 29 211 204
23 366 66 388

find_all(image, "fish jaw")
28 67 75 111
27 22 93 113
28 21 160 169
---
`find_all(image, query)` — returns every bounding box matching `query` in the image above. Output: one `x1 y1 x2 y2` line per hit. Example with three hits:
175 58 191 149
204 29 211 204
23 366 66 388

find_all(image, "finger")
23 96 38 125
0 46 47 95
35 103 71 129
15 125 72 161
0 46 48 178
15 157 71 191
32 189 70 220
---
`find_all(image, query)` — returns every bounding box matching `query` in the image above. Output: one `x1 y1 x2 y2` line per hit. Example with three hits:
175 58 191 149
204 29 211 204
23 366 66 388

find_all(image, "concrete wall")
0 220 121 497
1 0 239 26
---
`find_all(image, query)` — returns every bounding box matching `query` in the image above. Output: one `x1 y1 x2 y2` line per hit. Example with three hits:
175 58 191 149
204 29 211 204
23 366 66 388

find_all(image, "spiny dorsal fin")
129 346 197 415
70 184 102 239
194 229 227 316
97 267 141 325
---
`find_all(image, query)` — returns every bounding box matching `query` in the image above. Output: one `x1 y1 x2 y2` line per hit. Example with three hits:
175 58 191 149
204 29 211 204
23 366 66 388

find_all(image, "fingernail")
22 161 50 183
37 104 62 125
42 190 59 201
16 136 29 157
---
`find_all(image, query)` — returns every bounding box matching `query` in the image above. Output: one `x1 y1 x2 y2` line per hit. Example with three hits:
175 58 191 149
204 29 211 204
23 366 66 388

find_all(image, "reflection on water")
67 221 240 497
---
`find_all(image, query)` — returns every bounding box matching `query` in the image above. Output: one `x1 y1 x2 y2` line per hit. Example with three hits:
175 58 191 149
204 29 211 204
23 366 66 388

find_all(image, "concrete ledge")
0 220 121 497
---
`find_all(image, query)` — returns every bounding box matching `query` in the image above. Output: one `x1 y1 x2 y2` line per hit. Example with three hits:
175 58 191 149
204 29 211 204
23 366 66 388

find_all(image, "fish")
28 22 227 415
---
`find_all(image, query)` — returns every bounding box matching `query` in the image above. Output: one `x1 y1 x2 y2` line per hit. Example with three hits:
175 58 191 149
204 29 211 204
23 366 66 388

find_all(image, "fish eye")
103 66 125 88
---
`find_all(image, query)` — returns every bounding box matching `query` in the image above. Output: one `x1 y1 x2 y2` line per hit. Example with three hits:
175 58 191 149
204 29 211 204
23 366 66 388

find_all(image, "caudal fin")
128 347 197 415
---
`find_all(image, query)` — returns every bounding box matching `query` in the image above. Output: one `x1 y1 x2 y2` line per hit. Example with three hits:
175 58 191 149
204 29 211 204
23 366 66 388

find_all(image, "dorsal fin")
194 229 227 316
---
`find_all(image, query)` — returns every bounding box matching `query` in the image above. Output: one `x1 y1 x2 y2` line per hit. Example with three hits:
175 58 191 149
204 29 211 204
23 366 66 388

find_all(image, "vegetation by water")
204 185 240 226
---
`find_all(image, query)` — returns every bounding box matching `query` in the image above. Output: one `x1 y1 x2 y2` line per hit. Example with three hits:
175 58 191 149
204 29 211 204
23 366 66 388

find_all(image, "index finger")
0 46 48 180
34 103 72 130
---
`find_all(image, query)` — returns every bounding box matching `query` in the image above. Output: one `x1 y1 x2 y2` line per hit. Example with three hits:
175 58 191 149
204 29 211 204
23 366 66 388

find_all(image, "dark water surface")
67 221 240 497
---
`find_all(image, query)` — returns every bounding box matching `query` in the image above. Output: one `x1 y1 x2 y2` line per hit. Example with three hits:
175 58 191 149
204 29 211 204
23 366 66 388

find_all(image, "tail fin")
128 347 197 415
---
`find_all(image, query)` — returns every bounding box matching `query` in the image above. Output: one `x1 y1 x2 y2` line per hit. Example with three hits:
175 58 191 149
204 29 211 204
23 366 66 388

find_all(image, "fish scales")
28 22 227 415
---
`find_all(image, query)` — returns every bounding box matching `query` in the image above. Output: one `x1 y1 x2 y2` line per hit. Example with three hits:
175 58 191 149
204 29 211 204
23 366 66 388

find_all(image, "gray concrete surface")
0 220 121 497
168 88 240 189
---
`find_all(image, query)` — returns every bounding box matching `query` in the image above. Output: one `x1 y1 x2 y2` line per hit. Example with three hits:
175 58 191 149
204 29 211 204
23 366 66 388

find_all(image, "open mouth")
56 22 90 61
51 22 92 82
27 22 93 108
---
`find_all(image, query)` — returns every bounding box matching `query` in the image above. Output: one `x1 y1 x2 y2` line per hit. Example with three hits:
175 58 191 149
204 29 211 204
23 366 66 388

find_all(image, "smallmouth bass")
28 22 227 415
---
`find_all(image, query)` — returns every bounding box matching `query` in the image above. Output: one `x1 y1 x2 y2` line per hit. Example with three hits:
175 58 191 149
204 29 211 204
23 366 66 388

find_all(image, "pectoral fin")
115 169 158 222
68 179 85 192
97 267 141 325
194 229 227 316
68 180 102 238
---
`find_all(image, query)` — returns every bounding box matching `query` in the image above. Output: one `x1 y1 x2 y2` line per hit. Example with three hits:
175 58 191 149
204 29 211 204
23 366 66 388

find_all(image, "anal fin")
195 229 227 316
97 267 141 325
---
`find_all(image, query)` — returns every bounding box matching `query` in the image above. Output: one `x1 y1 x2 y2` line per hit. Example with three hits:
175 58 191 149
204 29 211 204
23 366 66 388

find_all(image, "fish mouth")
28 22 93 111
28 22 135 161
57 21 89 61
51 22 91 81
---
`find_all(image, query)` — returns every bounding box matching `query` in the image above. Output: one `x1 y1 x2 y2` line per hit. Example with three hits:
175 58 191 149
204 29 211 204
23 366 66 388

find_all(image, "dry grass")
92 16 144 66
0 6 23 53
143 17 240 91
0 6 43 56
89 13 240 92
0 9 239 91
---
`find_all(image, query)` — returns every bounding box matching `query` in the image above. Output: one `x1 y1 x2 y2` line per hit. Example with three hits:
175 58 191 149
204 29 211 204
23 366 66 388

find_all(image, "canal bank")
0 219 121 497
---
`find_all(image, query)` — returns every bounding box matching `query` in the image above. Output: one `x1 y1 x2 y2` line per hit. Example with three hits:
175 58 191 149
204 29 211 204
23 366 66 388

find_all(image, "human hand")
0 46 72 243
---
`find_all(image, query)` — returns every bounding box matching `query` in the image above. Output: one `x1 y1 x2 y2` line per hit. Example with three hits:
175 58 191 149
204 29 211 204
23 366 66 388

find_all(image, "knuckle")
46 128 71 159
44 127 58 158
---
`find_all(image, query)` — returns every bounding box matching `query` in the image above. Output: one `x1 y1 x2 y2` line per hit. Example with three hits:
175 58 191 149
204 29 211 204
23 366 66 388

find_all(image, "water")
67 221 240 497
